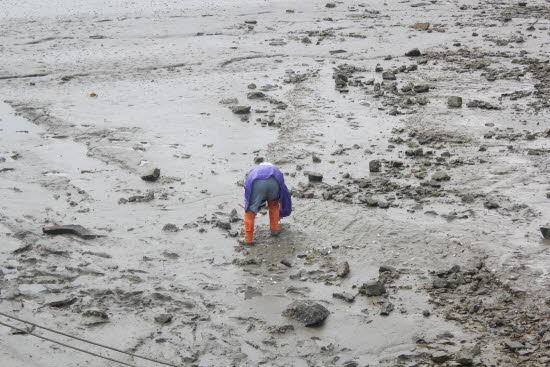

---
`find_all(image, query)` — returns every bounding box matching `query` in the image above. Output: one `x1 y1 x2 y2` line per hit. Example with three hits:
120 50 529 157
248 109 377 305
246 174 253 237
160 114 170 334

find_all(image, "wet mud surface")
1 1 549 366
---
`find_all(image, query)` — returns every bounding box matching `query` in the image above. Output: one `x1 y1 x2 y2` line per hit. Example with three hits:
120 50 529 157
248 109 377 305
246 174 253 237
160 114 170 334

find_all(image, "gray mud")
1 1 549 366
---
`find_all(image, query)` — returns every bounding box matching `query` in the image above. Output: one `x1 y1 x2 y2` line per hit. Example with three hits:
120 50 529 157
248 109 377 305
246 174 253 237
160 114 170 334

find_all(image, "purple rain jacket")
244 164 292 217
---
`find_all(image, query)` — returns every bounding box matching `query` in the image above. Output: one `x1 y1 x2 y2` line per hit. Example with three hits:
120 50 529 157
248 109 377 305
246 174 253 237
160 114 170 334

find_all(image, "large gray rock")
283 300 329 326
405 48 422 57
382 71 396 80
336 261 350 278
432 170 450 181
448 96 463 108
540 225 550 239
362 280 386 296
230 105 251 114
369 160 381 172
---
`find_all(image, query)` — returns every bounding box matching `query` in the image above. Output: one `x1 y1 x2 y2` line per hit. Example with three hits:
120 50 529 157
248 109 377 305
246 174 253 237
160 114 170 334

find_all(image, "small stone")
312 155 321 163
503 339 525 352
247 83 256 89
216 220 231 230
540 226 550 239
430 351 451 363
422 310 431 317
247 91 265 99
484 200 499 209
432 171 450 181
448 96 463 108
405 48 422 57
141 168 160 182
154 313 173 325
254 156 264 164
325 2 336 8
47 297 77 308
336 261 350 278
411 22 430 31
455 345 480 365
332 292 355 303
244 20 257 24
162 223 179 232
382 71 396 80
82 309 109 320
413 84 429 93
433 277 448 288
282 300 329 326
369 160 381 172
380 302 394 316
230 105 251 114
362 281 386 296
280 259 292 267
307 172 323 182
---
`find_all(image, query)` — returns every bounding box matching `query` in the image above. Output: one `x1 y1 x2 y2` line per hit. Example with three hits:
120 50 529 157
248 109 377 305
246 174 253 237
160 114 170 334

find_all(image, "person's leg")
244 210 256 243
267 200 280 232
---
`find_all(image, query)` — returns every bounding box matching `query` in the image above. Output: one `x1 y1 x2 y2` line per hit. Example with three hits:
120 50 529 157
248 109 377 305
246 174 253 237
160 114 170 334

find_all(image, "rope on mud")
0 311 180 367
0 319 138 367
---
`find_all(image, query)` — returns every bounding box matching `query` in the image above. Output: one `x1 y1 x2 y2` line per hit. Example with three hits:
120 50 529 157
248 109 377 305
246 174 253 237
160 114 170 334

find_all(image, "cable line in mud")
0 311 181 367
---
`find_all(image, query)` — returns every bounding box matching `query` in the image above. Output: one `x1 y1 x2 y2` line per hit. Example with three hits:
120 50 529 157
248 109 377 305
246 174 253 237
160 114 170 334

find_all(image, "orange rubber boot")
244 211 256 243
268 200 280 231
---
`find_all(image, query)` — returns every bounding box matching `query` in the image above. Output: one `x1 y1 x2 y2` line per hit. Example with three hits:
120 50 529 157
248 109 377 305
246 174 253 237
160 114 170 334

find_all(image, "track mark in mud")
0 73 49 80
23 36 74 45
220 54 285 67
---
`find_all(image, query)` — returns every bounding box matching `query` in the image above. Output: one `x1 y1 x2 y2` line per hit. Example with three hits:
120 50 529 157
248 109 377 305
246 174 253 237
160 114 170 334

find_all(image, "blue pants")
248 177 280 213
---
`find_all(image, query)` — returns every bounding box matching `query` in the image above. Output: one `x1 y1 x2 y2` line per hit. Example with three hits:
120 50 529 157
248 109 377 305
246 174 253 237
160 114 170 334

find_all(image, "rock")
455 345 480 365
280 259 292 267
302 36 312 44
230 105 251 114
433 277 448 288
312 154 322 163
422 310 431 317
380 302 394 316
127 191 155 203
247 91 265 99
504 339 525 352
282 300 329 326
229 208 240 222
432 171 450 181
448 96 463 108
362 281 386 296
247 83 256 89
141 168 160 182
47 297 77 308
155 313 173 325
336 261 350 278
484 200 499 209
411 22 430 31
216 220 231 230
244 20 257 24
369 160 381 172
413 84 429 93
82 309 109 320
254 156 264 164
377 200 390 209
307 172 323 182
43 225 98 239
430 351 451 363
405 48 422 57
382 71 396 80
162 223 179 232
333 292 355 303
540 226 550 239
325 2 336 8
